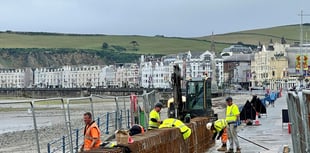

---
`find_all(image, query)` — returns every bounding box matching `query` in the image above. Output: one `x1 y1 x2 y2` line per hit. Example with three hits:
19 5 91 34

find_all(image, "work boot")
217 144 227 152
236 147 241 153
225 148 233 153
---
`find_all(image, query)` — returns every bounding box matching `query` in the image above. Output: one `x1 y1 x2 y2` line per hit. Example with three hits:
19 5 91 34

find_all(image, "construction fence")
0 90 157 153
286 90 310 153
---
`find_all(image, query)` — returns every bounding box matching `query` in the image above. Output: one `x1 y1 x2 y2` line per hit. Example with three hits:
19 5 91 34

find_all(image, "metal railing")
47 110 130 153
0 97 65 153
0 90 157 153
47 90 157 153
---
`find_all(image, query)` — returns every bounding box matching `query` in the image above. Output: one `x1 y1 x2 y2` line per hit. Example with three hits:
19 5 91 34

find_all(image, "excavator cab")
169 64 216 122
184 77 214 118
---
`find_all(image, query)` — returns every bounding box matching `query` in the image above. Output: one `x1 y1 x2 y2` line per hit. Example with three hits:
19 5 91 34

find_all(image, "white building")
101 65 116 88
140 51 223 89
0 51 224 89
115 63 140 88
34 65 103 88
214 58 224 86
140 61 172 88
0 68 32 88
173 51 222 87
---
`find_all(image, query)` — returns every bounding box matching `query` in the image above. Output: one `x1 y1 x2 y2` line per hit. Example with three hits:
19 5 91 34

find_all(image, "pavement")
207 92 292 153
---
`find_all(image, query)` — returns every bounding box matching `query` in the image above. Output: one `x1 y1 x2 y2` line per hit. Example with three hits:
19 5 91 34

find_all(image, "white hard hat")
206 122 212 130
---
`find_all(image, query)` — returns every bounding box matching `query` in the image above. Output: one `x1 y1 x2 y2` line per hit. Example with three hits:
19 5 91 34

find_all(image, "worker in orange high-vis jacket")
80 112 102 151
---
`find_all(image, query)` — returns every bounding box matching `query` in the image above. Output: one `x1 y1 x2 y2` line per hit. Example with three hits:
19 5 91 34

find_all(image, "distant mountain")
0 24 307 68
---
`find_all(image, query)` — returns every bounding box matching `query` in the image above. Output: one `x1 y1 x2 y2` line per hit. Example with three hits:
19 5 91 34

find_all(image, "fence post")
119 110 123 129
105 112 109 134
115 111 118 130
127 109 130 129
97 117 100 128
47 143 51 153
62 136 65 153
75 129 79 153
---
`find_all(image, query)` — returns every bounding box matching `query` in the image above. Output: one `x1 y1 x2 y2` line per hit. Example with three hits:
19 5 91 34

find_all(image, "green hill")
1 24 309 54
0 24 308 68
198 24 310 46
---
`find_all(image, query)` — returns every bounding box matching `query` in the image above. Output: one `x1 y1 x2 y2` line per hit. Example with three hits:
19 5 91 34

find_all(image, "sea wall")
84 117 214 153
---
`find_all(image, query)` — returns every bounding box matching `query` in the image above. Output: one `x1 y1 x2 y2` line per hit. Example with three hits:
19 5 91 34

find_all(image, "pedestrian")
148 102 163 130
80 112 102 151
225 97 241 153
206 119 228 152
159 118 191 140
269 91 276 107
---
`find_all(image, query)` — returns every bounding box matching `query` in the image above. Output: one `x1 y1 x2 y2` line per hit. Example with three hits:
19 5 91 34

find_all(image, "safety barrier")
0 90 158 153
47 110 130 153
0 97 65 153
286 90 310 153
47 90 157 153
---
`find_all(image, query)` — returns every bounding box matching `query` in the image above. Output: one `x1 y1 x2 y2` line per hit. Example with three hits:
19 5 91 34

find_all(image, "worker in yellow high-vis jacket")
225 97 241 153
159 118 191 140
148 102 163 130
206 119 228 152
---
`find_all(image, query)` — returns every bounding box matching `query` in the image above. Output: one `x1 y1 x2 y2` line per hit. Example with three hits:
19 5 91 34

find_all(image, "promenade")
208 92 292 153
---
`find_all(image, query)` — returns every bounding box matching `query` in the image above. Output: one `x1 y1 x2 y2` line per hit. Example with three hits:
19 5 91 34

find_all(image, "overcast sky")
1 0 310 37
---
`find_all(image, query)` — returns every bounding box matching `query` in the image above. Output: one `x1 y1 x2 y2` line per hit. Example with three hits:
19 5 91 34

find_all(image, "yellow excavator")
168 64 217 122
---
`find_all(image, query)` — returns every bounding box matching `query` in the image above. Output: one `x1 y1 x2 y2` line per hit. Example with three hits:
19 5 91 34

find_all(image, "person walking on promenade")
269 91 276 107
225 97 241 153
80 112 102 151
206 119 228 152
148 102 163 130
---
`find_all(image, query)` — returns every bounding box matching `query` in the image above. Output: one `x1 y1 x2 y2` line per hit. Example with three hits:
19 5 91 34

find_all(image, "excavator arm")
170 65 184 120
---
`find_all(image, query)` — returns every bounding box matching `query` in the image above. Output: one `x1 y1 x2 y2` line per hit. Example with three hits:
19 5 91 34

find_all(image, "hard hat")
206 122 212 130
155 102 163 108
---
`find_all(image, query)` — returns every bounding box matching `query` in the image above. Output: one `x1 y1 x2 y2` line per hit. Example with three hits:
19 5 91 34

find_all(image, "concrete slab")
206 93 292 153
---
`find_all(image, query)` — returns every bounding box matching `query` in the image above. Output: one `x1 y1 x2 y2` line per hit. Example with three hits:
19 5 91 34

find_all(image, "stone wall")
83 117 214 153
128 117 214 153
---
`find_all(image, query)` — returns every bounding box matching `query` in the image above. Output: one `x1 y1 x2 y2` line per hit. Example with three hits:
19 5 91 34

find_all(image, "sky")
1 0 310 37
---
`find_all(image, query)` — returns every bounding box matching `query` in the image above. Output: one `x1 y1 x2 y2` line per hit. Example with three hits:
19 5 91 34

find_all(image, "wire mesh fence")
0 90 158 153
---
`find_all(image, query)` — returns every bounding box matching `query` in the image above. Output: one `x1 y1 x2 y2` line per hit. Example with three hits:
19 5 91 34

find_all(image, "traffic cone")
254 112 260 125
128 136 134 144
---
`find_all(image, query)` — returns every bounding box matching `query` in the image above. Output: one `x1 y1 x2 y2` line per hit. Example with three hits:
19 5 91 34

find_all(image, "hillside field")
1 24 309 55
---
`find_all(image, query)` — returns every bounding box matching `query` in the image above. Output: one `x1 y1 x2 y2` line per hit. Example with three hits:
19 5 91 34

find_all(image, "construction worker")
80 112 102 151
159 118 191 140
129 124 145 136
148 102 163 130
225 97 241 153
206 119 228 152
